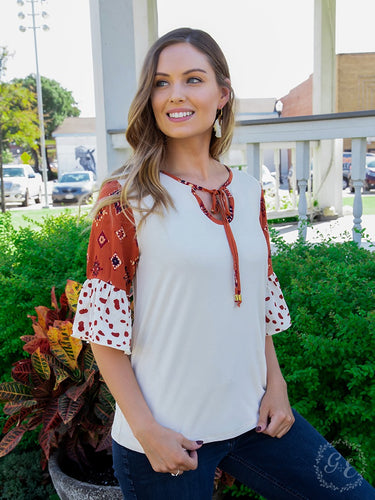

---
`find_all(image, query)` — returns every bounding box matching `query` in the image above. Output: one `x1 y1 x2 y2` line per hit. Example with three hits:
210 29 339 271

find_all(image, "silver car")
1 164 43 206
52 171 96 205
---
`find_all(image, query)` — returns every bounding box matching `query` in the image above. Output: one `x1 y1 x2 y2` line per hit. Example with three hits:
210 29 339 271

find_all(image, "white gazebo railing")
231 110 375 243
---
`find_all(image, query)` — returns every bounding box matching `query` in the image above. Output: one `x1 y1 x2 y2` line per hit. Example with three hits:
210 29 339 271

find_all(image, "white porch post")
89 0 158 182
313 0 342 216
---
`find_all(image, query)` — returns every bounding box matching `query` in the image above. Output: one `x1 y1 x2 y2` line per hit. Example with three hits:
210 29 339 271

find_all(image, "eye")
187 77 202 84
154 80 168 88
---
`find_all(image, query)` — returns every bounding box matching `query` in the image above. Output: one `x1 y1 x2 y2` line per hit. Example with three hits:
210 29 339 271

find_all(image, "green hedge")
272 233 375 485
0 211 89 379
224 234 375 497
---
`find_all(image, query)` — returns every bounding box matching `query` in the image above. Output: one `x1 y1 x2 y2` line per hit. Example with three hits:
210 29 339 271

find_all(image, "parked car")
342 152 351 189
0 164 43 206
262 165 277 191
348 153 375 192
52 171 96 205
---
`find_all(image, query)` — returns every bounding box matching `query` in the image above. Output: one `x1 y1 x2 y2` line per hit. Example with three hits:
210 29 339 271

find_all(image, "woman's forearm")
90 343 155 440
264 335 286 388
90 343 202 473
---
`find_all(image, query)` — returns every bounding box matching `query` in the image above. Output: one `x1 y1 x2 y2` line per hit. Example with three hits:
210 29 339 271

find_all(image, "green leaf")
51 365 70 390
83 347 97 373
31 348 51 380
65 280 82 313
48 321 82 371
98 384 115 412
0 383 33 403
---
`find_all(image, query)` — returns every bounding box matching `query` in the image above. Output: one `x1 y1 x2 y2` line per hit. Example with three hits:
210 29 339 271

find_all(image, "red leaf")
39 427 56 461
20 335 35 344
58 394 85 424
42 400 61 432
51 286 58 311
96 426 112 452
2 407 34 434
11 359 33 384
3 400 37 415
59 292 69 318
46 308 59 325
65 372 94 402
0 426 26 457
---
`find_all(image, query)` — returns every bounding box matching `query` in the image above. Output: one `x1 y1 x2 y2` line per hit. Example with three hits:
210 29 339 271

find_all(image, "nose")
169 95 185 103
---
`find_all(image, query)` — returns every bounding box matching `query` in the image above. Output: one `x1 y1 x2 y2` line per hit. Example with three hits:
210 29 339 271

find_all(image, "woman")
72 28 375 499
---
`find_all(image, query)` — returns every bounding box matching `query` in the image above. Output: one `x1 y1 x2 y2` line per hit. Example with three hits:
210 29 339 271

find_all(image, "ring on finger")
171 470 181 477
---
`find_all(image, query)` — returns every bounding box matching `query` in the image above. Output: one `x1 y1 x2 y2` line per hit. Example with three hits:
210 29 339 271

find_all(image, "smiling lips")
167 110 194 121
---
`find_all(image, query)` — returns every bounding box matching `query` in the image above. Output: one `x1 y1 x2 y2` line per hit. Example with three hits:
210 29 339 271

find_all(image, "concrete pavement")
272 207 375 250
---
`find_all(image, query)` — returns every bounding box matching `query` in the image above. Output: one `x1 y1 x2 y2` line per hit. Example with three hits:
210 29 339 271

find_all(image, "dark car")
342 152 351 189
348 154 375 192
52 171 96 205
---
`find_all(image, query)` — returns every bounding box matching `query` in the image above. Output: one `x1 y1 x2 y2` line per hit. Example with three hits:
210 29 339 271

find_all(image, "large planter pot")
48 452 122 500
49 451 228 499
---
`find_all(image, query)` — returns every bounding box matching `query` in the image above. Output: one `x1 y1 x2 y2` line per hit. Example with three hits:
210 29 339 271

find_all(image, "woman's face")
151 43 229 142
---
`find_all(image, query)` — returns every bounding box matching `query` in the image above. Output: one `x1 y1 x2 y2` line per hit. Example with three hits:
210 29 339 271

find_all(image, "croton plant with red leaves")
0 280 115 469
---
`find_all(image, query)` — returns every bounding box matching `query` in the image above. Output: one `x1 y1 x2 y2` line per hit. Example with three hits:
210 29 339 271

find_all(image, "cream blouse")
72 169 291 452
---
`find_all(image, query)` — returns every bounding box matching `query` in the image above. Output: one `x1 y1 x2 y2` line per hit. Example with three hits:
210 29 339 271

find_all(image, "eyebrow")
155 68 208 77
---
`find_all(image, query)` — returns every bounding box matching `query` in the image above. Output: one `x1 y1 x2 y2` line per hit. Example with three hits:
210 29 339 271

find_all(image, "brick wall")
280 74 313 117
279 54 375 149
336 53 375 112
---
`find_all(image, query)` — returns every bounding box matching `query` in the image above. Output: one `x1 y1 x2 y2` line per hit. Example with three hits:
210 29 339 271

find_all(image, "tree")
15 75 80 139
0 50 40 211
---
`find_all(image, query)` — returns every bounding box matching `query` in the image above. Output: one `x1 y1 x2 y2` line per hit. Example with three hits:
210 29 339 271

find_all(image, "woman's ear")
219 79 231 108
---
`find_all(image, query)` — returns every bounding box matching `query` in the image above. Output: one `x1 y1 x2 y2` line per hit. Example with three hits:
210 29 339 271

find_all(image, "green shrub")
271 234 375 485
0 212 89 379
0 448 57 499
223 235 375 497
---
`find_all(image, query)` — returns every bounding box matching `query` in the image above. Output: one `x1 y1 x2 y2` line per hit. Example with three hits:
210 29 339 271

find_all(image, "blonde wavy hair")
96 27 235 220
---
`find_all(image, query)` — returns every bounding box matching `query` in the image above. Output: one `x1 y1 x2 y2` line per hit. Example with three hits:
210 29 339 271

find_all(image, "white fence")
230 110 375 243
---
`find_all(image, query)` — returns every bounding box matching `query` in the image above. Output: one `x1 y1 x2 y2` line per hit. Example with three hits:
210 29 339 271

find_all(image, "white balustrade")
231 110 375 244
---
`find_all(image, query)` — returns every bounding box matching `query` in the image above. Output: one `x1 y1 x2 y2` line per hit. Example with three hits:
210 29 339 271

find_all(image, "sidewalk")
271 210 375 250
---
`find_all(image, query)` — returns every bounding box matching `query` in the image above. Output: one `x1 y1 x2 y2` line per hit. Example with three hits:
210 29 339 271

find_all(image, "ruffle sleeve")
72 278 133 353
265 272 291 335
259 190 291 335
72 180 139 352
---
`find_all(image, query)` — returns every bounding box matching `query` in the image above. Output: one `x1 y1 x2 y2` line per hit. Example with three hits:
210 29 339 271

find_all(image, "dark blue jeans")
112 410 375 500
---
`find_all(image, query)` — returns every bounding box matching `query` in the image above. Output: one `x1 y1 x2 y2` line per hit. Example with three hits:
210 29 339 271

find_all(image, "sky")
0 0 375 117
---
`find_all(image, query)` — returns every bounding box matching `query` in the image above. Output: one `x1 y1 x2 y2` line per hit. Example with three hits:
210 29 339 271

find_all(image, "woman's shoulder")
98 179 122 201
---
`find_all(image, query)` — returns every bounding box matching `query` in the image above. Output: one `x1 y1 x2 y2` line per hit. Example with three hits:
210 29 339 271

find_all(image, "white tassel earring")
213 108 223 138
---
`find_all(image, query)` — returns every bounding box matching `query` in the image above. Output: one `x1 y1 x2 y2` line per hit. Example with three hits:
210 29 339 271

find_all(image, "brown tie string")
161 168 242 306
192 184 242 307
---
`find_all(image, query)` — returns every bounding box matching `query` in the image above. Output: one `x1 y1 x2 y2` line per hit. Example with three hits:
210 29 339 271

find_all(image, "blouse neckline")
161 166 233 192
161 166 242 307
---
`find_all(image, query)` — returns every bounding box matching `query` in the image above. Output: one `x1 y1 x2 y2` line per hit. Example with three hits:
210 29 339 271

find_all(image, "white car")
262 165 277 192
1 164 43 206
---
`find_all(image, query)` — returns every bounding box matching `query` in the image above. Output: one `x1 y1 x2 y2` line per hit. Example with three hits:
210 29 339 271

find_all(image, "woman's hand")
256 336 295 438
136 421 203 474
256 377 295 438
